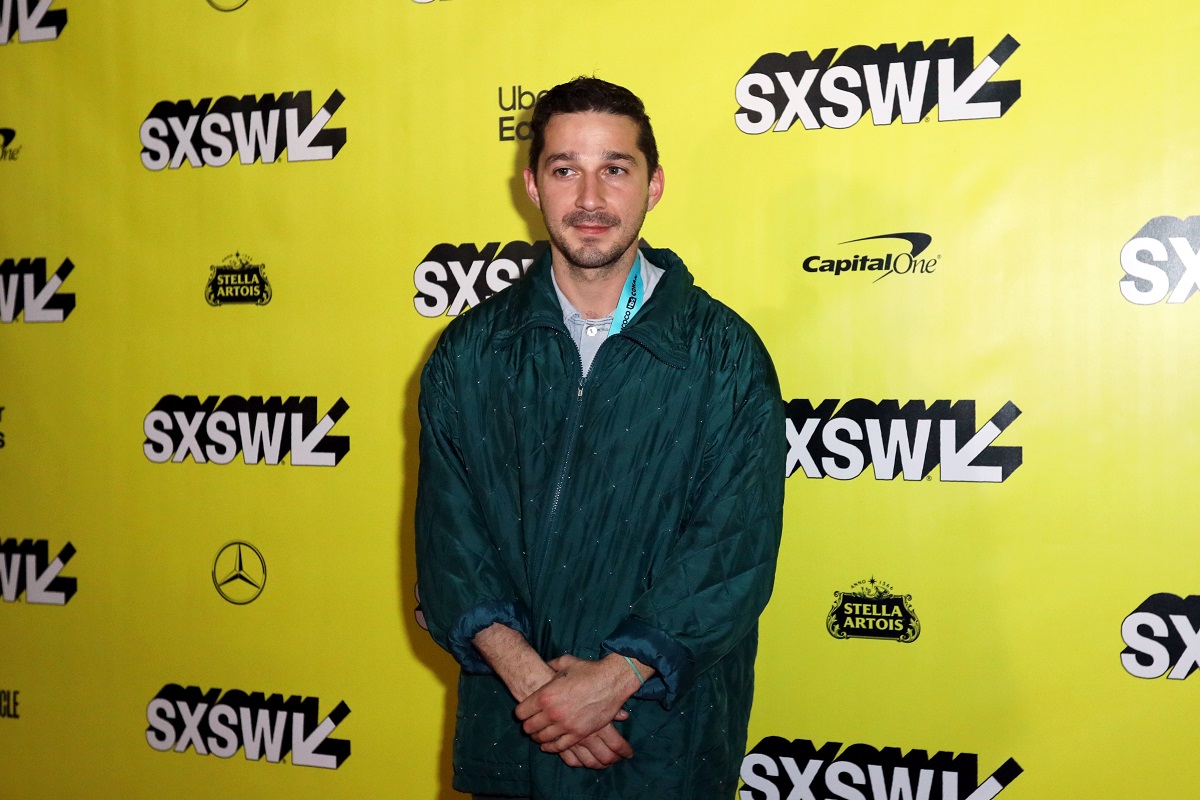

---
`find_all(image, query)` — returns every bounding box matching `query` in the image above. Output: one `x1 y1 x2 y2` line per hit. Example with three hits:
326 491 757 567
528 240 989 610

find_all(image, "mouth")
574 224 611 237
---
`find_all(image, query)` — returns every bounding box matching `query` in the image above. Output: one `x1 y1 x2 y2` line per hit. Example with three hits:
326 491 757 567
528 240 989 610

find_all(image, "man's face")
524 111 664 272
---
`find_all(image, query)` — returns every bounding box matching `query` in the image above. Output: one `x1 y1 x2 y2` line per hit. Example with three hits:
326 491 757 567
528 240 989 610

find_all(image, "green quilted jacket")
415 246 786 799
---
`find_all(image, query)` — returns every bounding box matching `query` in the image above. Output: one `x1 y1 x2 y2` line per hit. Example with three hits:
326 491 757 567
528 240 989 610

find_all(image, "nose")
577 172 604 211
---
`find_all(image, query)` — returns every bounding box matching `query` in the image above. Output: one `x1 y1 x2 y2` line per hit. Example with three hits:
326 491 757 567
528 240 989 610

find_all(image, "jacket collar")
494 245 692 369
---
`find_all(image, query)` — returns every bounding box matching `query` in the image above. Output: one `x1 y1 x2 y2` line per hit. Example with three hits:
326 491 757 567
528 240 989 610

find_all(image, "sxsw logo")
1121 593 1200 680
1 258 75 323
786 400 1022 483
143 395 350 466
414 240 548 317
0 539 77 605
735 35 1020 133
1 0 67 44
1119 217 1200 305
740 737 1023 800
146 684 350 769
140 91 346 170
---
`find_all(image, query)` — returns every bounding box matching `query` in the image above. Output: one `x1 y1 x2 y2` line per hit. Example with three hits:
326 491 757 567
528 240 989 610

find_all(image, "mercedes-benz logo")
212 541 266 604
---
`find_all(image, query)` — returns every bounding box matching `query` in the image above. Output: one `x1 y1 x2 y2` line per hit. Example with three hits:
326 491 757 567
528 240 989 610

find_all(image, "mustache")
563 211 620 227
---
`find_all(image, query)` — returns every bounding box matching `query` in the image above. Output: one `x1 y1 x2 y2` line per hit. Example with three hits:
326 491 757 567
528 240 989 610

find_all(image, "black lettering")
498 116 516 141
0 689 18 718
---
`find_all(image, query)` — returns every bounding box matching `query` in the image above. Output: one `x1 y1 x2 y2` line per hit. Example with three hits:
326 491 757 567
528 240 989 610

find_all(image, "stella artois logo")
205 252 272 306
827 577 920 643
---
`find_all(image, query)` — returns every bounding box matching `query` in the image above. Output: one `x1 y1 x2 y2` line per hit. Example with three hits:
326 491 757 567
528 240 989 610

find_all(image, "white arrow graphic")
939 419 1004 482
26 551 69 605
23 260 74 322
286 92 344 162
292 703 350 769
291 408 342 466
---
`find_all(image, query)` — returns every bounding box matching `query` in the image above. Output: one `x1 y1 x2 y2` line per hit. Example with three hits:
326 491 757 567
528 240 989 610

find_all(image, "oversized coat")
415 246 786 799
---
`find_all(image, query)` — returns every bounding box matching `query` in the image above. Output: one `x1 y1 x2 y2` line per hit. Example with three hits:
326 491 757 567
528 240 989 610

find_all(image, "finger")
547 654 580 671
514 697 536 721
574 733 623 767
541 730 583 753
529 722 562 744
596 724 633 759
614 709 630 721
521 711 554 737
566 743 601 769
560 748 583 768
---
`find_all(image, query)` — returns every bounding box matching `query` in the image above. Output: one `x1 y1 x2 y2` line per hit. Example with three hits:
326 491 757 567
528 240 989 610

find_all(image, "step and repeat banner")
3 1 1198 797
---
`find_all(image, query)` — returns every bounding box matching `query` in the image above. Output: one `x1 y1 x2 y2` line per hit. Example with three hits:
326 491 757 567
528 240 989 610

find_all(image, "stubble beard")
548 208 647 271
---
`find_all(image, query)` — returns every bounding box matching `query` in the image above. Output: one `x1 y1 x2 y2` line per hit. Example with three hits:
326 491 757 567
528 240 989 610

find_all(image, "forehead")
539 111 643 166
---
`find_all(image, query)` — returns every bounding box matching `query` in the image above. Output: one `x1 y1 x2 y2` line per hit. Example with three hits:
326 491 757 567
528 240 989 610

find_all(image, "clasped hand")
516 654 634 769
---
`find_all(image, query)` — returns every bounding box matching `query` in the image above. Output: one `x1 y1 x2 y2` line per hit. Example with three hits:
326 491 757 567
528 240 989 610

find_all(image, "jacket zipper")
531 334 586 595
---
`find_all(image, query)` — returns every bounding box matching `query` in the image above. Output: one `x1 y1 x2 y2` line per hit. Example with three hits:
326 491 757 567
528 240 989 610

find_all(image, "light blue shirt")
551 251 664 377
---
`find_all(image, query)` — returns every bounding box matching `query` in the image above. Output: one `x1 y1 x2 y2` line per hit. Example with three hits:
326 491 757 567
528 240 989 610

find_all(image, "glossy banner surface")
3 2 1198 798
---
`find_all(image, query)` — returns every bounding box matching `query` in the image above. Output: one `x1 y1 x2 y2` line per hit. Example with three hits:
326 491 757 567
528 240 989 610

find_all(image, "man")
415 77 785 799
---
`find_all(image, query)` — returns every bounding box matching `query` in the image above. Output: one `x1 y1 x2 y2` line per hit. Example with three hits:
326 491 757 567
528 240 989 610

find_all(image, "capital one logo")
146 684 350 768
740 737 1023 800
1 0 67 45
735 35 1020 133
1 258 75 323
414 240 548 317
1121 593 1200 680
143 395 350 466
140 91 346 171
786 399 1022 482
1119 216 1200 304
0 539 77 605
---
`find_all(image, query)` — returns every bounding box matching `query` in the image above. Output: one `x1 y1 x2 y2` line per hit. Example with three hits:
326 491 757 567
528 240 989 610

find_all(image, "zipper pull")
577 386 583 398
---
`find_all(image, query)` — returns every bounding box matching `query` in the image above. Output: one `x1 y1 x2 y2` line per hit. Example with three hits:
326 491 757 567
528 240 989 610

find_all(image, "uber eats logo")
740 737 1023 800
0 539 77 605
1121 593 1200 680
414 240 548 317
1 258 75 323
1119 216 1200 305
140 90 346 170
146 684 350 769
1 0 67 44
143 395 350 466
497 84 548 141
735 35 1020 134
785 399 1022 483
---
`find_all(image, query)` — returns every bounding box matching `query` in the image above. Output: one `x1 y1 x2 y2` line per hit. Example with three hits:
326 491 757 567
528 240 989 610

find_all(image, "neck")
551 249 639 319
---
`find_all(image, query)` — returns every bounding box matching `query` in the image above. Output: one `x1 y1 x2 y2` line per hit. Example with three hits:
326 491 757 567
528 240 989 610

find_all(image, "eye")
605 166 627 176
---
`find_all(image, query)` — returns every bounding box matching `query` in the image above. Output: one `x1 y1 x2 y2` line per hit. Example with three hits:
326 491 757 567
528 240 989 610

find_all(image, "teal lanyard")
608 253 644 337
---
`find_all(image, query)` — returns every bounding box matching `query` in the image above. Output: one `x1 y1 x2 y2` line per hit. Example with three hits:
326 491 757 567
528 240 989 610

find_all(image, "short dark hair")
527 77 659 179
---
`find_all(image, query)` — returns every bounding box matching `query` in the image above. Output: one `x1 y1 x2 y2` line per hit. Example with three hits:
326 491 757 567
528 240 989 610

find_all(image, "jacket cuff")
600 618 694 708
448 599 533 674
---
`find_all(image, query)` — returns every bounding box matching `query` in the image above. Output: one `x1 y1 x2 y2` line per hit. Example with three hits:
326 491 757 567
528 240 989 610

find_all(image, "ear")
646 165 664 212
523 166 541 209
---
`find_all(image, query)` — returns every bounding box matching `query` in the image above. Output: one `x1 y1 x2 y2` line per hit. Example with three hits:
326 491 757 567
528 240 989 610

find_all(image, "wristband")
622 655 645 685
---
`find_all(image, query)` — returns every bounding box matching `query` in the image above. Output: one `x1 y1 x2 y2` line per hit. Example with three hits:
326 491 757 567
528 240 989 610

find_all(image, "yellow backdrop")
4 1 1199 798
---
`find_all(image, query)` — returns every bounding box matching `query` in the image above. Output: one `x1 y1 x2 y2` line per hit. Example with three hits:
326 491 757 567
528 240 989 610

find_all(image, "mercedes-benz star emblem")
212 541 266 604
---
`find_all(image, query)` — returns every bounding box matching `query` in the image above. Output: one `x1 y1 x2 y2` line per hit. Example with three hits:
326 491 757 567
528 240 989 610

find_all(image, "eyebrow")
544 150 638 167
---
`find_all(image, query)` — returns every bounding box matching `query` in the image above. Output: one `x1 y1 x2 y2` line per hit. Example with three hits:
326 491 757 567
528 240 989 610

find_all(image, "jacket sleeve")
600 335 786 707
415 335 532 674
